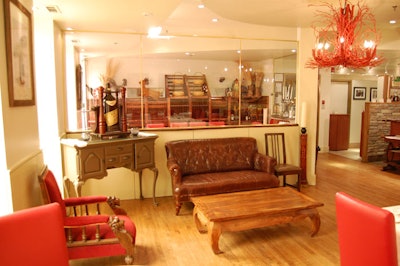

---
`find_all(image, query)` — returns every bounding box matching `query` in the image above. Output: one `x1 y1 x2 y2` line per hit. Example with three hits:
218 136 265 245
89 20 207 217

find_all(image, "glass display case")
84 36 297 129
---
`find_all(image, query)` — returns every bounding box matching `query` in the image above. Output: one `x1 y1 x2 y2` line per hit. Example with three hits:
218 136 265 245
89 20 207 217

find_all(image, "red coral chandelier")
306 0 384 69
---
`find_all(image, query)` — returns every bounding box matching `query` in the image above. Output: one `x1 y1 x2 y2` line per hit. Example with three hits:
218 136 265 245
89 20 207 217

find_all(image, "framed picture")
370 87 377 102
274 73 284 82
353 87 366 100
4 0 35 106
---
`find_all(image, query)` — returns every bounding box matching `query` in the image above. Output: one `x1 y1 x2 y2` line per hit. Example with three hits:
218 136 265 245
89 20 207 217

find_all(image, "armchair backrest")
0 203 69 266
38 167 67 216
335 192 398 266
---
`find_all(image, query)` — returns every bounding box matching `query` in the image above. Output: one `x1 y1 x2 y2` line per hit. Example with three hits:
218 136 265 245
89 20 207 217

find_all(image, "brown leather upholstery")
165 137 280 215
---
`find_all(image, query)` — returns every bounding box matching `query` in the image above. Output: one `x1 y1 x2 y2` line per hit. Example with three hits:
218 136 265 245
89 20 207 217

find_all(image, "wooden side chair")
38 167 136 264
0 203 69 266
335 192 398 266
265 133 301 191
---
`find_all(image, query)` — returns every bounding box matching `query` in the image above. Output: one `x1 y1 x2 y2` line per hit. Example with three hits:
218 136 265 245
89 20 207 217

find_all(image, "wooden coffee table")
192 187 324 254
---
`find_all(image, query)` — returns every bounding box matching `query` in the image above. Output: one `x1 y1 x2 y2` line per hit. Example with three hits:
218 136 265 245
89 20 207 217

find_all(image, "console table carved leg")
69 178 84 197
138 168 159 206
151 167 159 206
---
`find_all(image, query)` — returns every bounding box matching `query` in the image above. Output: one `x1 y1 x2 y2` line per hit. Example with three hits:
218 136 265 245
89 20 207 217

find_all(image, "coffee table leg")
208 222 223 254
308 209 321 237
193 206 207 233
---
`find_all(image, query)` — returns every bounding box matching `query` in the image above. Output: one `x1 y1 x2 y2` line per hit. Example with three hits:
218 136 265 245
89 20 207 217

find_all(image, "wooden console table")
61 133 159 205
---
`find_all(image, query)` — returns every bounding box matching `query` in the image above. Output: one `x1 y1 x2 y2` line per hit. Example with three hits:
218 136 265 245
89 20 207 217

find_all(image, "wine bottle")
103 84 119 131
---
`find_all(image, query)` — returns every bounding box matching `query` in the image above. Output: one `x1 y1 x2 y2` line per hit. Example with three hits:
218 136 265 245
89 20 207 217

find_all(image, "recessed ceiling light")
389 19 397 24
198 4 205 9
148 26 162 38
212 18 219 23
46 5 61 14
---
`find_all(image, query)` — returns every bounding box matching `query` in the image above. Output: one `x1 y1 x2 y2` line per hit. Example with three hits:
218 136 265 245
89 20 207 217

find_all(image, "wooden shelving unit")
124 74 269 128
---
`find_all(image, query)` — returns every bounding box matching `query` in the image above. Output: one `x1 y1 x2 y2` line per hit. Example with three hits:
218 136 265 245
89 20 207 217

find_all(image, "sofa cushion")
178 170 279 197
166 137 258 175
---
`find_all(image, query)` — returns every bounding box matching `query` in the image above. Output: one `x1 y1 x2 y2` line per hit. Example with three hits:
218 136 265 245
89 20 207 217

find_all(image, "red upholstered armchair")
335 192 398 266
38 167 136 264
0 203 69 266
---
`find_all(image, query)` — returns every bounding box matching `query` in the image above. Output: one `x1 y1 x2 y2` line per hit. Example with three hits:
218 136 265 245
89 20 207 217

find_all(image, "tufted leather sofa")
165 137 280 215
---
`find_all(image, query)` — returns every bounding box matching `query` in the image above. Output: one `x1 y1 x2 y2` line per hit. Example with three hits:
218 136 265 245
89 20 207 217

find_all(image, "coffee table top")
191 187 324 222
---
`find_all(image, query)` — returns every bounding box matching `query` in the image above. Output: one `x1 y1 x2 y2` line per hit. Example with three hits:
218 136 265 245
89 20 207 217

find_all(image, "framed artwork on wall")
370 87 377 102
4 0 35 106
274 73 284 82
353 87 366 100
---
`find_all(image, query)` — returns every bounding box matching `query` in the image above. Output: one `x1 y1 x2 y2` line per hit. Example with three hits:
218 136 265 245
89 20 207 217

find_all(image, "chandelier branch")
306 0 384 69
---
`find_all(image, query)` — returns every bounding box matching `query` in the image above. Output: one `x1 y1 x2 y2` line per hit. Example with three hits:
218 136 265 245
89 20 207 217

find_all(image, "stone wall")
365 103 400 161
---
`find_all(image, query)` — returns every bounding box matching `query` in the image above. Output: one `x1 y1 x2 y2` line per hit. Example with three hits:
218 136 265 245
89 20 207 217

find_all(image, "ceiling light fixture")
147 26 162 38
147 26 173 39
390 6 398 24
306 0 383 69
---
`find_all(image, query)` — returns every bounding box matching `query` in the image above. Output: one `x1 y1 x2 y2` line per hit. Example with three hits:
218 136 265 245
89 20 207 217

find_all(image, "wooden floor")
70 153 400 266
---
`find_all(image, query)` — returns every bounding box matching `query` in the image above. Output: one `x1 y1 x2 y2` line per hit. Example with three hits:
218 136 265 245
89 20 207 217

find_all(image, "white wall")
350 80 377 145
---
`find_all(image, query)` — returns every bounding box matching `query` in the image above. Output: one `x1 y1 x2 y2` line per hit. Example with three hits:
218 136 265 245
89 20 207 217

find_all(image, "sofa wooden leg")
176 203 182 215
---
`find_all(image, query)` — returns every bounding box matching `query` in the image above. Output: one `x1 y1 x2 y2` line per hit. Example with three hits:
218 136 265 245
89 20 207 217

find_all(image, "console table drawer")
105 144 133 155
105 153 133 168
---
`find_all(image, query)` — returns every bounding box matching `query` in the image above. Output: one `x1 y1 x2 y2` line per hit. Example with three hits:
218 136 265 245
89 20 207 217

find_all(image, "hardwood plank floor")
70 153 400 265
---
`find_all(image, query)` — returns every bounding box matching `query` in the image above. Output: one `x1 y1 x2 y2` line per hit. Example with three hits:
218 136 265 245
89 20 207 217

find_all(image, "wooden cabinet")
329 114 350 151
79 146 107 180
61 134 159 205
134 141 155 169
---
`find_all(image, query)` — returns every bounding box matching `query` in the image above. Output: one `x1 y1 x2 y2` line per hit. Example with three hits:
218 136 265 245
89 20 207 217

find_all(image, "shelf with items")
125 97 168 128
209 97 229 125
272 73 296 120
165 74 187 97
167 97 191 127
191 97 209 122
125 98 142 128
186 74 209 98
144 98 168 127
165 74 209 126
241 97 269 124
124 74 270 128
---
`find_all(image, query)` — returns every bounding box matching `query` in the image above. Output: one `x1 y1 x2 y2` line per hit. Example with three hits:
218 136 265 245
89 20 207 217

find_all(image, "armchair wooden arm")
38 166 136 265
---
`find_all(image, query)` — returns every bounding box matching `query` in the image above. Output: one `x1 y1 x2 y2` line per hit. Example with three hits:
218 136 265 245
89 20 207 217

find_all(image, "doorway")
329 81 360 160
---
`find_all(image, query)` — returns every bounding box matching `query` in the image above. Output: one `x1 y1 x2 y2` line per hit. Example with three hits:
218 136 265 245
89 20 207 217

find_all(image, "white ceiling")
32 0 400 72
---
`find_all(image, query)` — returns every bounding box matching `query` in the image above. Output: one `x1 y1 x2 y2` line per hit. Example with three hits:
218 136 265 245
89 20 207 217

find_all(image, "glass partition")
82 35 297 130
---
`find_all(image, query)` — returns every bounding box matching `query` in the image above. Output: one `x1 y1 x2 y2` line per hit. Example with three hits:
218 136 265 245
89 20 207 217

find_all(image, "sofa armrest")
253 153 277 173
167 158 183 186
